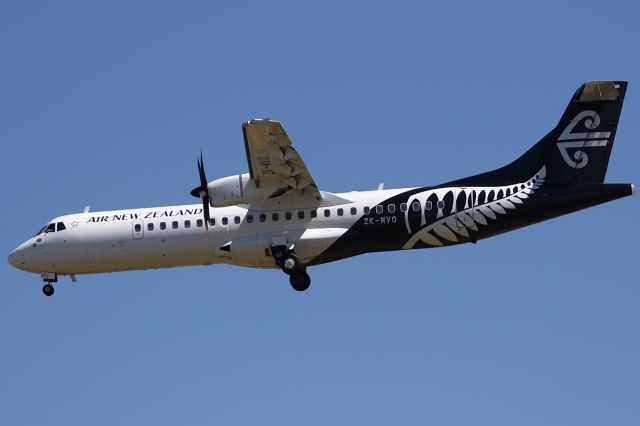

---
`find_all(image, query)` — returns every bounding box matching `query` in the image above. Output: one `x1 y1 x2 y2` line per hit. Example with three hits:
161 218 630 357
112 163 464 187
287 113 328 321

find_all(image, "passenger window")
56 222 66 231
208 218 215 227
134 224 141 232
222 217 228 225
148 223 154 231
412 201 420 211
388 204 396 213
364 206 370 215
400 203 407 212
337 208 344 216
375 205 383 214
324 209 330 217
272 213 279 221
437 200 445 209
247 215 253 223
259 214 266 222
184 220 191 228
234 216 240 224
426 201 433 210
172 221 178 229
350 207 357 215
285 212 292 220
45 223 56 233
297 211 305 219
196 219 203 227
310 209 317 218
160 222 166 230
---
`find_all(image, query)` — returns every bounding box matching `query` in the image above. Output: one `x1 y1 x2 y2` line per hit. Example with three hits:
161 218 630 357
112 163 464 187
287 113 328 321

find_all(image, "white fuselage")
8 188 409 276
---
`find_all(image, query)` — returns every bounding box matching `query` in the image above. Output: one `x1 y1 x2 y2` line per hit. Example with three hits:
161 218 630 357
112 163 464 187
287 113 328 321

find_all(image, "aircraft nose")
8 249 18 268
8 245 27 270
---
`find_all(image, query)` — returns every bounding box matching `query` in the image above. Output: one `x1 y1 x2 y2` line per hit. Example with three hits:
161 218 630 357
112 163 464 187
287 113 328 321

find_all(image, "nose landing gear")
41 272 57 297
271 245 311 292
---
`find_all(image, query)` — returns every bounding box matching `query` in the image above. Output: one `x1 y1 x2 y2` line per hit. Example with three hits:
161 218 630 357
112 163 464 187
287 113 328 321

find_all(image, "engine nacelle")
208 173 265 207
206 173 352 208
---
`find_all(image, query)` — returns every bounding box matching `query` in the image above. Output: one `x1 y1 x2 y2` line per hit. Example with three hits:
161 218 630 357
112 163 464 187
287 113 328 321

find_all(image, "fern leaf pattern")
402 166 546 249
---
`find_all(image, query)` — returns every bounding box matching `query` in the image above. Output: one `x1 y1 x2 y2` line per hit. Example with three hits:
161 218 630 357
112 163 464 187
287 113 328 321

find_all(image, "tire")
42 284 54 297
289 271 311 292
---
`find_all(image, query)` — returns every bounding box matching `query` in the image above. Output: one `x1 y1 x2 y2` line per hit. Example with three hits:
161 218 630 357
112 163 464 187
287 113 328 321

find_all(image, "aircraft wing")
242 119 321 200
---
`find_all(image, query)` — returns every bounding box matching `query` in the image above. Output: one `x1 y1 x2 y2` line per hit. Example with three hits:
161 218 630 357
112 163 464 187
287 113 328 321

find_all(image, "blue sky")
1 1 638 424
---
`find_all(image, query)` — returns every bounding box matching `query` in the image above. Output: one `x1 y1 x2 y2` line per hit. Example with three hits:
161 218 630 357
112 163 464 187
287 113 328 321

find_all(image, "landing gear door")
132 219 144 239
455 188 476 228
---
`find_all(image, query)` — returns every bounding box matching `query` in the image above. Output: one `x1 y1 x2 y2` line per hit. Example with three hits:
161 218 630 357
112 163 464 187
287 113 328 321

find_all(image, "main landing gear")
271 245 311 292
289 271 311 292
41 272 57 297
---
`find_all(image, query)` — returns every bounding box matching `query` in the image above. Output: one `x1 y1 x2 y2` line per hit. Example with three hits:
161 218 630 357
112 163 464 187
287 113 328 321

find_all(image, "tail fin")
548 80 627 183
449 81 627 186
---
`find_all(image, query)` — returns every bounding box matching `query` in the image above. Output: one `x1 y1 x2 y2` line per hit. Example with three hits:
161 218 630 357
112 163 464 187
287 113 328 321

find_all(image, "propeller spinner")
190 152 212 230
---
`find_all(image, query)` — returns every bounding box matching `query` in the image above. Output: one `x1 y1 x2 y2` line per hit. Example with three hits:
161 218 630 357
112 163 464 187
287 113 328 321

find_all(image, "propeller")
190 151 212 230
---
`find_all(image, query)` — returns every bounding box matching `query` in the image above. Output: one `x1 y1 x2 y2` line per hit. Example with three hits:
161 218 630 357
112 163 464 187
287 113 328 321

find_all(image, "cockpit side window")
45 223 56 233
57 222 66 231
35 225 48 236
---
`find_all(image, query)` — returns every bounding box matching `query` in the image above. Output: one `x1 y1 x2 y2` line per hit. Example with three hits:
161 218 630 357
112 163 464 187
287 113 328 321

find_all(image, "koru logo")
556 110 610 169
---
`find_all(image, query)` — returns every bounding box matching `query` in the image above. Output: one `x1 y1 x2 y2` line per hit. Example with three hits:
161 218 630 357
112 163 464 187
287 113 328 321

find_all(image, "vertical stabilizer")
447 81 627 186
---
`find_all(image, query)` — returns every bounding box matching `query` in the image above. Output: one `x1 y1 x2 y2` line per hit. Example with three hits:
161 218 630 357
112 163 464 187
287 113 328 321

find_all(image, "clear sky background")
1 1 638 425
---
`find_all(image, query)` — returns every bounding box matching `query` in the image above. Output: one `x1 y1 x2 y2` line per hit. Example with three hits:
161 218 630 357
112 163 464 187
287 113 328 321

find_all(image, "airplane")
7 80 634 296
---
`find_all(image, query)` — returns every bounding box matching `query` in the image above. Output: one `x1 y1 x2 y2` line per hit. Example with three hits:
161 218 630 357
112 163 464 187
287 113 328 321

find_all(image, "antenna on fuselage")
83 205 91 213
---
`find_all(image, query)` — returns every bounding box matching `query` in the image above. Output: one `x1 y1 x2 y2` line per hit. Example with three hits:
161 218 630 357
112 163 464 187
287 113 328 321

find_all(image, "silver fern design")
403 166 547 249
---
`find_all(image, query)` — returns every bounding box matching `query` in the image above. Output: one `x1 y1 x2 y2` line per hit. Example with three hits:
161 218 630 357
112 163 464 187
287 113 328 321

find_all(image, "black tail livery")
450 81 627 186
312 81 633 265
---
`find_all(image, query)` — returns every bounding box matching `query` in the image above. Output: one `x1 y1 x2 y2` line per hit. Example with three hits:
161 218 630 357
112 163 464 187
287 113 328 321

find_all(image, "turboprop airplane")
7 81 634 296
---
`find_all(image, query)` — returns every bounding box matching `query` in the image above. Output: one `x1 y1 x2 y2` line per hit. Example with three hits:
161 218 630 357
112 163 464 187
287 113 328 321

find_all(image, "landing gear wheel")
281 255 299 275
42 284 54 297
289 271 311 292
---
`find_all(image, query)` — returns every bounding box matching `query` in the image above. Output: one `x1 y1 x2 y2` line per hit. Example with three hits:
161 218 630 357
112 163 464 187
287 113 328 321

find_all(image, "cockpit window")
35 225 48 236
44 223 56 233
57 222 66 231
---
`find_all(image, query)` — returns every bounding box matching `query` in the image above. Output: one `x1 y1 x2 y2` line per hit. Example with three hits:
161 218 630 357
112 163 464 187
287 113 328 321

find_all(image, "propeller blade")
190 151 212 231
198 151 207 188
202 197 211 230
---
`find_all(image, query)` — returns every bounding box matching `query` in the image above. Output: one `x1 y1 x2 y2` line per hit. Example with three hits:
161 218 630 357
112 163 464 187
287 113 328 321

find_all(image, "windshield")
34 223 55 237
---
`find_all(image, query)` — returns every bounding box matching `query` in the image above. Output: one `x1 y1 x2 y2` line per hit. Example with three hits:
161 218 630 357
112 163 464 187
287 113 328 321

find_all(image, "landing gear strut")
271 245 311 291
41 272 57 297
